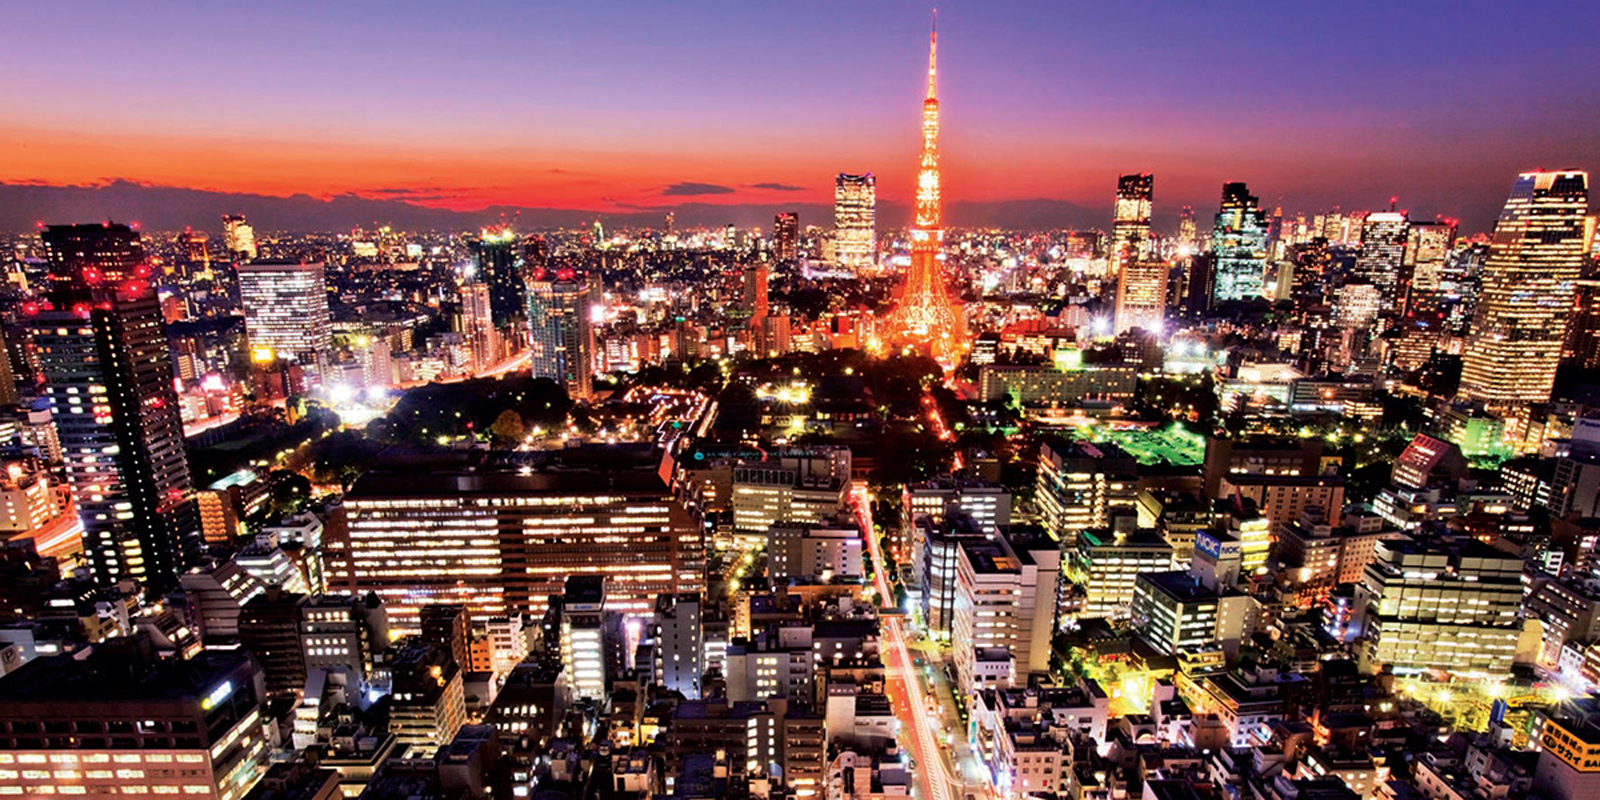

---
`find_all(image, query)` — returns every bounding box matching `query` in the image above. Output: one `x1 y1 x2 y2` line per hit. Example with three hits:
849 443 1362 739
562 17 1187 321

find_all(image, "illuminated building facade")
1114 259 1169 335
886 23 966 364
773 212 800 263
527 270 598 399
456 281 499 373
470 226 524 326
1354 211 1409 312
1402 219 1457 314
1036 440 1138 545
1210 182 1270 304
1360 537 1522 675
1112 173 1154 264
328 465 703 635
0 651 270 800
222 214 256 260
32 223 196 591
237 261 331 365
833 173 876 273
1459 170 1589 408
557 576 607 701
951 529 1059 695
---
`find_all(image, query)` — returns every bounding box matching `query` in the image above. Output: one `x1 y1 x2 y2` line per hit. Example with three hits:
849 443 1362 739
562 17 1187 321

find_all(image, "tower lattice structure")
886 19 966 366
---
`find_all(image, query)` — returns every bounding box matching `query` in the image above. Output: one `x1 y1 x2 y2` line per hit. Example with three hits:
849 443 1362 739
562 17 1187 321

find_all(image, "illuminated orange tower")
887 14 966 366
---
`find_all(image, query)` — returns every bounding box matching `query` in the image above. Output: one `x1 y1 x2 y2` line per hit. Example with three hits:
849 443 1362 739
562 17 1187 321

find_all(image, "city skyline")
2 2 1598 233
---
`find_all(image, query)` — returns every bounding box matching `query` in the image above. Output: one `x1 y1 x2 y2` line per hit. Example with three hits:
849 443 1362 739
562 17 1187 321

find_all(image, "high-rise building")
237 260 331 365
653 593 705 700
470 226 524 326
1115 260 1169 335
1177 205 1198 253
886 23 966 364
557 576 607 701
1401 219 1457 314
1359 537 1522 675
1354 211 1410 313
951 527 1060 695
327 456 703 634
773 212 800 263
32 223 196 591
1210 182 1270 304
0 650 271 799
1459 170 1589 408
833 173 876 272
527 269 597 399
1112 173 1154 264
222 214 257 260
456 281 499 373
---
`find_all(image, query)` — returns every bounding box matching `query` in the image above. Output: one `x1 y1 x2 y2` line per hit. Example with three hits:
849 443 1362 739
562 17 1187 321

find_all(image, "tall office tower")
1459 170 1589 408
527 269 597 399
456 280 499 373
0 650 271 798
222 213 257 260
328 454 703 634
1177 205 1198 253
653 593 704 699
833 173 877 272
1401 219 1457 312
1354 211 1410 313
0 328 17 406
237 260 331 365
773 212 800 263
887 21 966 364
470 226 524 326
180 227 211 271
743 262 770 321
1210 182 1270 303
950 527 1060 695
1360 537 1523 675
1112 173 1154 264
1565 278 1600 370
1114 260 1169 335
32 223 196 590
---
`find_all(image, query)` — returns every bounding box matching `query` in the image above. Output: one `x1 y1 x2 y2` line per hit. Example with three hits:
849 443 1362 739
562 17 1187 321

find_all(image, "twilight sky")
3 0 1598 231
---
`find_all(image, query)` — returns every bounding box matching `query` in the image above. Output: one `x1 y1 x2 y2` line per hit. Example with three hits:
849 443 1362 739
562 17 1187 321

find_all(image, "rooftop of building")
1139 570 1243 601
0 649 253 705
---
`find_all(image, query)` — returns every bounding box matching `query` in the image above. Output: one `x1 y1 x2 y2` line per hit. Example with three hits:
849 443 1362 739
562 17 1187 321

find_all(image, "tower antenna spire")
927 9 938 100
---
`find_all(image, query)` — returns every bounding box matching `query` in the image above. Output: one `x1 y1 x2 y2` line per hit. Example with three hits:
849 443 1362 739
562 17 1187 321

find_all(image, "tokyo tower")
886 14 967 366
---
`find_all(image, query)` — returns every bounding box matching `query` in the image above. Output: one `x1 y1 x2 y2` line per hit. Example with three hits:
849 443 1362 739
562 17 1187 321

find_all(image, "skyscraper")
773 212 799 263
886 20 965 364
1401 219 1457 314
1114 260 1169 335
457 281 499 373
834 173 876 273
471 226 524 326
31 223 196 590
222 213 257 260
1210 182 1270 304
1354 211 1410 313
1112 173 1154 265
1459 170 1589 408
527 269 597 399
237 260 331 365
1112 174 1164 334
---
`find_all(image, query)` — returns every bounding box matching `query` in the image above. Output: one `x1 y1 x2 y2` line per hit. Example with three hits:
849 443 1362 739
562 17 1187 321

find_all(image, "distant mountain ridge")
0 180 1101 234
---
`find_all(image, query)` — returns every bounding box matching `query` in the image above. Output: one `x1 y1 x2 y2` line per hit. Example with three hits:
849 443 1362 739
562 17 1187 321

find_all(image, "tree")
490 409 527 445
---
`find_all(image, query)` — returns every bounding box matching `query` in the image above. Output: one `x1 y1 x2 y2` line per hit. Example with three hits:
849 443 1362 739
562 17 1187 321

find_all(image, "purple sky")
2 0 1597 231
